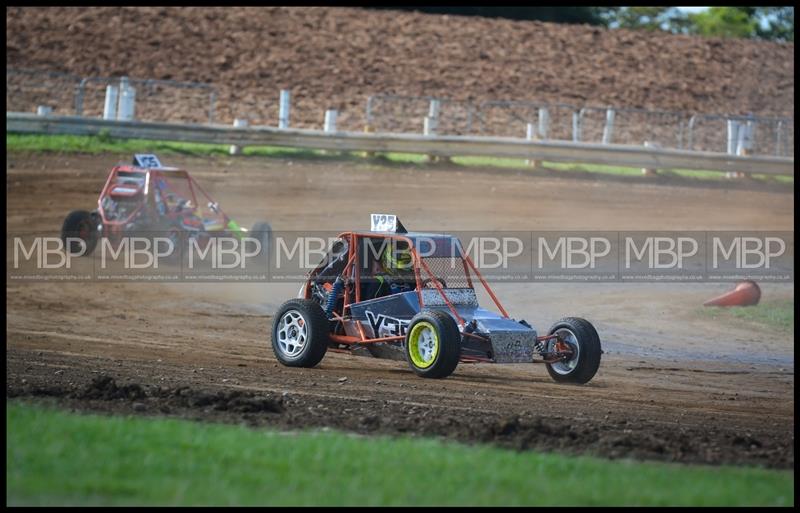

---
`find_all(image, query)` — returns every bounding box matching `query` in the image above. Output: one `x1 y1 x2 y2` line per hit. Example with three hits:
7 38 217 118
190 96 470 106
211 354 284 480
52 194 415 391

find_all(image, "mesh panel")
419 256 473 289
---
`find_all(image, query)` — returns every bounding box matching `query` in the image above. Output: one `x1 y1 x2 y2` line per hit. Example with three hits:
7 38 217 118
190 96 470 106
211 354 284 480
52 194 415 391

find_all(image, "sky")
675 7 710 14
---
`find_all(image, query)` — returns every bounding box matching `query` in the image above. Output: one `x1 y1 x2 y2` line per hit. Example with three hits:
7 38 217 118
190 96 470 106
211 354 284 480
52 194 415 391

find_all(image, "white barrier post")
423 117 435 136
428 99 440 126
726 120 741 178
728 120 753 179
103 85 119 120
321 110 338 155
537 107 549 139
526 122 541 168
737 121 754 156
726 120 739 155
602 108 615 144
324 109 337 133
641 141 659 176
424 100 448 162
362 122 375 158
423 117 438 162
229 118 248 155
36 105 52 116
279 90 290 129
572 111 582 142
117 77 136 121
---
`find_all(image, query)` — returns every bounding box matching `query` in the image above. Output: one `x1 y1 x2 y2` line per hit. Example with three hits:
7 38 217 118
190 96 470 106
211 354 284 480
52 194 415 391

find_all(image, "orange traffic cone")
703 280 761 307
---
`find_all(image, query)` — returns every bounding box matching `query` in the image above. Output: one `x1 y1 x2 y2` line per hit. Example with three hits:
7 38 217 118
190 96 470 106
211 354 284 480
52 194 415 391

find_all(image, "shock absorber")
324 276 344 319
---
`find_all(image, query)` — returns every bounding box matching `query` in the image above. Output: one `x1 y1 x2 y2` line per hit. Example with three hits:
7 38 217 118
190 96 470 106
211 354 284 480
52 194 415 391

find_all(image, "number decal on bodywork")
366 310 410 338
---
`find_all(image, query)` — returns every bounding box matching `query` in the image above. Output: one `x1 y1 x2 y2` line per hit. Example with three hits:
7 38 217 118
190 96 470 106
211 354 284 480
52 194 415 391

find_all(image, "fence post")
526 122 541 169
687 115 697 150
75 78 89 117
321 110 338 156
537 107 549 139
736 121 753 156
208 90 217 125
641 141 659 176
423 116 435 136
36 105 53 116
572 110 583 142
362 122 376 159
726 119 739 155
229 118 248 155
602 108 615 144
279 89 291 129
103 85 119 120
117 77 136 121
776 120 784 157
428 99 440 126
726 119 750 179
365 95 375 130
324 109 338 133
424 100 449 163
423 117 438 162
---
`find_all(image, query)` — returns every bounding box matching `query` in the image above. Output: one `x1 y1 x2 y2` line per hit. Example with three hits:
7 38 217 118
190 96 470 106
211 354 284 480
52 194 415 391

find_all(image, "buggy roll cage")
305 231 512 347
96 165 230 230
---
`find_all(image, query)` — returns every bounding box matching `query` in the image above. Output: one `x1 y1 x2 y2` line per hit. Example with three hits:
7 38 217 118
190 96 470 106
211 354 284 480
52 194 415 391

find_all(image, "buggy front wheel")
271 299 329 368
545 317 602 384
405 309 461 379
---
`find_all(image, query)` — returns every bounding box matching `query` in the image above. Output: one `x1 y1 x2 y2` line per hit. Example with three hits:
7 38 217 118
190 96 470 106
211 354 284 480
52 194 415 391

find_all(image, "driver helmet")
381 241 413 275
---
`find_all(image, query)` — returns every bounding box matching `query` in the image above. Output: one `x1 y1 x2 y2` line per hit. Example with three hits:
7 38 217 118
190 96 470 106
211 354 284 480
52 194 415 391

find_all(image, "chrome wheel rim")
549 328 580 375
417 326 437 363
276 309 307 358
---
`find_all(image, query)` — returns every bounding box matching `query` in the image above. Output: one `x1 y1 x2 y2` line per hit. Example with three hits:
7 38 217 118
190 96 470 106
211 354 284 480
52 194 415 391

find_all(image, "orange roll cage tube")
309 231 512 345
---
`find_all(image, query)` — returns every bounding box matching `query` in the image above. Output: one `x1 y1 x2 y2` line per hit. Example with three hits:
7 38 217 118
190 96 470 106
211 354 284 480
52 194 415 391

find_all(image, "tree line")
367 7 794 42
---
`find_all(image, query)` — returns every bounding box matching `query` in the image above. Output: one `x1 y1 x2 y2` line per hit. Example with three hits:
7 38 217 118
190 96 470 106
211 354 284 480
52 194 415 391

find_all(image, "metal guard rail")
6 112 794 176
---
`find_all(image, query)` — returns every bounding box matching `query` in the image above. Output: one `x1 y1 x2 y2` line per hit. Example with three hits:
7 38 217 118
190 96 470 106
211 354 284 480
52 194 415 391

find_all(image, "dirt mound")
6 7 794 127
7 363 793 469
78 375 147 401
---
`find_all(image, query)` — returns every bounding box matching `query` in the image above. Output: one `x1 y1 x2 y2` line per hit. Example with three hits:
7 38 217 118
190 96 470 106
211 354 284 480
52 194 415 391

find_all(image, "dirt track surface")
6 7 795 125
6 153 795 469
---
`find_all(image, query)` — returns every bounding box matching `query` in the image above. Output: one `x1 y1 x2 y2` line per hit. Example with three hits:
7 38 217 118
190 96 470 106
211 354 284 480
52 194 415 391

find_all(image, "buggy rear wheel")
251 221 272 257
271 299 329 368
405 309 461 379
61 210 99 256
545 317 602 384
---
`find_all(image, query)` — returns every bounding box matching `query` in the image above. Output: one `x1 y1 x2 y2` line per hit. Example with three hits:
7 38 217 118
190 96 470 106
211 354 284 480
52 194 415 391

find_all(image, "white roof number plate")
371 213 397 232
133 154 163 168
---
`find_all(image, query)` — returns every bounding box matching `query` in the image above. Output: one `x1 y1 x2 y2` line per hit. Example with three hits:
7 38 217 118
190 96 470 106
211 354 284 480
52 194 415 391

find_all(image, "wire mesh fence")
686 114 794 158
74 77 217 125
7 67 793 158
598 108 687 149
365 94 793 157
6 68 83 115
475 100 576 140
366 95 434 134
220 95 365 132
365 95 474 135
8 68 217 124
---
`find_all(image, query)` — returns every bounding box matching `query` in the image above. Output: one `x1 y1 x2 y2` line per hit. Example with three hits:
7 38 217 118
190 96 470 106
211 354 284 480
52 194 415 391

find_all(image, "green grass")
371 151 792 183
6 401 794 506
701 298 794 333
7 133 792 183
6 133 327 160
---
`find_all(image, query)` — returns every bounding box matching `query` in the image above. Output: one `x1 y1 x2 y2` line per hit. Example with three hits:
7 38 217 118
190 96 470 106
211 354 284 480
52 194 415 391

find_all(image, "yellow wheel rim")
408 321 439 369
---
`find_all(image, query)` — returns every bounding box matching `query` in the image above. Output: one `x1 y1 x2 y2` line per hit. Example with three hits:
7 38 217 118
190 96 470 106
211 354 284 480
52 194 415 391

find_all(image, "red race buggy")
60 154 271 256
